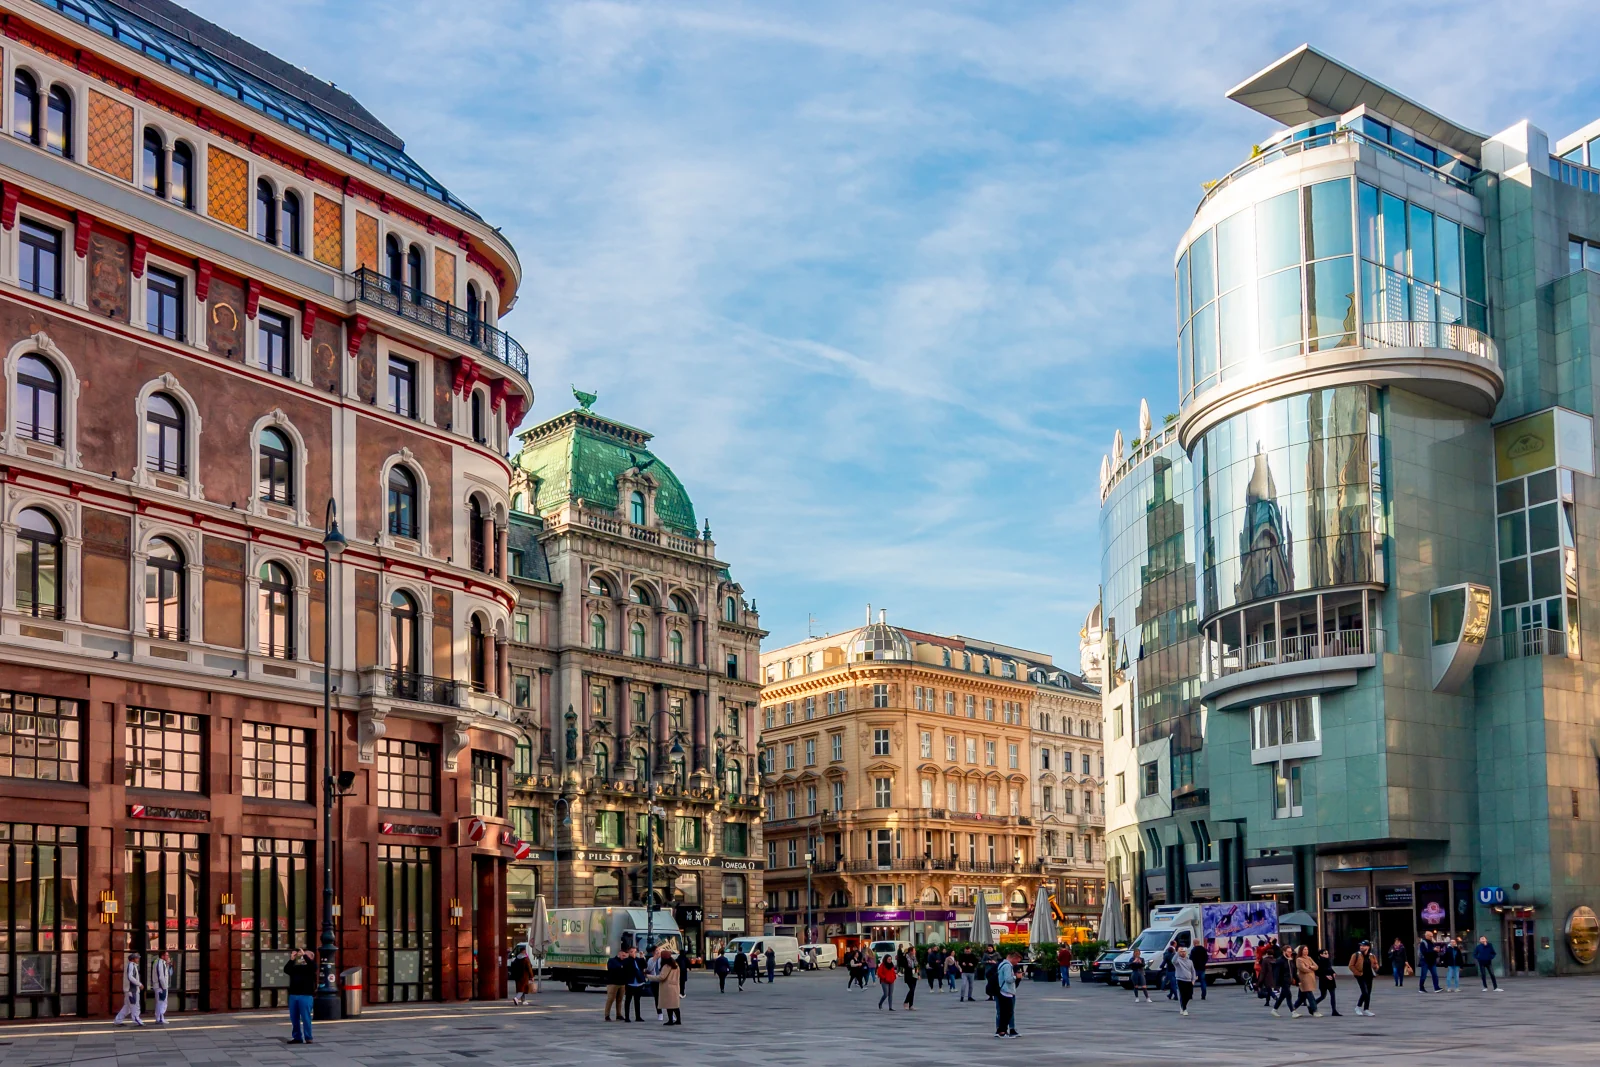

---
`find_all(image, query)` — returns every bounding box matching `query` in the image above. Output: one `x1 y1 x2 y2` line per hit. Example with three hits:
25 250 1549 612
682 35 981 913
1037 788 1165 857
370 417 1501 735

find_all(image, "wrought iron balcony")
384 669 460 708
352 268 529 377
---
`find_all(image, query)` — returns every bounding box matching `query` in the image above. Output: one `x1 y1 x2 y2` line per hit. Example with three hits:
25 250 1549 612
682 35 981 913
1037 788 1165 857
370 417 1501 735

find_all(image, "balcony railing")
1483 627 1569 663
842 859 1044 875
1211 627 1376 680
1362 320 1497 364
384 669 460 708
1200 127 1471 213
352 268 528 377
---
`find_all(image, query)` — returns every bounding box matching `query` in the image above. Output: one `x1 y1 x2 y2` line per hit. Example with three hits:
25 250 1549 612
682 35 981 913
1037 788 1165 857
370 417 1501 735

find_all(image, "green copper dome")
515 409 699 538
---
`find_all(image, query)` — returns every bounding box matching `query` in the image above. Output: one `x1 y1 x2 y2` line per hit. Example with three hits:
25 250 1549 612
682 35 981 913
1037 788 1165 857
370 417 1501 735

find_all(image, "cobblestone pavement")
0 969 1594 1065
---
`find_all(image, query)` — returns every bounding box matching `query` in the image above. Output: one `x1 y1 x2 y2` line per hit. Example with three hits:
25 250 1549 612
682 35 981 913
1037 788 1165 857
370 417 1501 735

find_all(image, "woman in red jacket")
876 955 898 1010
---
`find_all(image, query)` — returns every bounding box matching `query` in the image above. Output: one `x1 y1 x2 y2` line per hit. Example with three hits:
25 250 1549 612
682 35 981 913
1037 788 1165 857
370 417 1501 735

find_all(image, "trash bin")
340 967 363 1017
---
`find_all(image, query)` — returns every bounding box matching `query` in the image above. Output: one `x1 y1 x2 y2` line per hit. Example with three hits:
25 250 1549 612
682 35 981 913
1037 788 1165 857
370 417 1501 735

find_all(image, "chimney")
879 609 887 624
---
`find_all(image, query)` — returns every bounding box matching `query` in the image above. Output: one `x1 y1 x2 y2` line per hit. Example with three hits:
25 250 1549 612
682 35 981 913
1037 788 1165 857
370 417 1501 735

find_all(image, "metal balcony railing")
1482 627 1569 663
352 268 528 377
385 669 460 707
1211 627 1377 680
1362 320 1497 364
1200 127 1471 212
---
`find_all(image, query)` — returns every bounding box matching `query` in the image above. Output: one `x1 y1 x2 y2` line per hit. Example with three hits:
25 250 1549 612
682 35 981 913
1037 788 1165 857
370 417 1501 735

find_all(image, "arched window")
405 245 423 302
630 621 646 658
469 614 488 691
594 743 610 780
390 590 419 675
44 87 70 158
629 585 651 607
590 613 606 650
470 391 485 443
387 466 418 539
170 142 194 208
466 282 482 341
729 760 742 795
144 536 185 640
282 191 302 256
258 427 293 504
15 507 61 618
669 593 689 614
142 128 165 197
256 180 277 244
13 71 39 144
16 354 61 445
385 234 403 287
145 392 185 476
669 629 684 664
724 596 738 623
468 497 486 571
630 490 645 526
588 575 612 598
257 561 293 659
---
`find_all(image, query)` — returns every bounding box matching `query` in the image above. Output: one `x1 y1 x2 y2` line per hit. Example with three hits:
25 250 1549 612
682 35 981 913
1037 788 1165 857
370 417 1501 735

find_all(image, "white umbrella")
1099 883 1126 946
1029 890 1059 947
970 891 992 945
526 896 552 986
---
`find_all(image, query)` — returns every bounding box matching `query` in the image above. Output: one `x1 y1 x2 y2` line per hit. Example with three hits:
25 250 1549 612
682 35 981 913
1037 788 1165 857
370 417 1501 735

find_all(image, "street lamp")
804 851 814 948
314 499 347 1021
552 795 572 911
633 722 685 955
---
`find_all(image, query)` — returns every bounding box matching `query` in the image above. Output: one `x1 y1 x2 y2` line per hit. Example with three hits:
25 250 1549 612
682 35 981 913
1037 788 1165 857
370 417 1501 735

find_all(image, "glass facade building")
1098 46 1600 975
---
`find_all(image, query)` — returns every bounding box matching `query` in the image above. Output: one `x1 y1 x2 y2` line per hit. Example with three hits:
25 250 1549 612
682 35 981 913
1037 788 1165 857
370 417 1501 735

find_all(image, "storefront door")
1507 915 1537 975
124 829 205 1013
472 856 502 1000
374 844 438 1002
238 837 311 1008
0 823 85 1019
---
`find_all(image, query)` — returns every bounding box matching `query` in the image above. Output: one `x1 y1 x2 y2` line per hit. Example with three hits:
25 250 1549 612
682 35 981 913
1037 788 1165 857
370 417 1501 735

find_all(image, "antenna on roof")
808 613 817 638
866 603 872 624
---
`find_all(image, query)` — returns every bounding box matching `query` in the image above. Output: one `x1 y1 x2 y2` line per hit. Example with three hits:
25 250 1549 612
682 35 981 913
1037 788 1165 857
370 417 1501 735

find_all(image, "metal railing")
843 858 1044 875
384 669 460 707
1483 627 1569 663
1199 128 1472 213
1213 627 1376 680
1551 156 1600 195
1362 320 1497 364
352 268 528 377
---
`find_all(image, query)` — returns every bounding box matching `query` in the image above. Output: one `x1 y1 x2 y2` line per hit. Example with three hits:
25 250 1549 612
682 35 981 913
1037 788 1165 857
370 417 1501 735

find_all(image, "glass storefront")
124 829 204 1013
238 837 311 1009
373 844 437 1003
505 863 538 951
0 823 84 1018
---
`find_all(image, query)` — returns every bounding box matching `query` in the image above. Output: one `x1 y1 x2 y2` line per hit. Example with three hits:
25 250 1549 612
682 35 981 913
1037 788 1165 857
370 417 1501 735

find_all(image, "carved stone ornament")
358 707 388 764
444 717 471 771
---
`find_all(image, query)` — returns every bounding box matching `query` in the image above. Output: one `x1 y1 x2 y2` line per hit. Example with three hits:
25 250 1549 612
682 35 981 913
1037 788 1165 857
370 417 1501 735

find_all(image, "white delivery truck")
545 907 683 991
723 935 803 976
1112 901 1277 987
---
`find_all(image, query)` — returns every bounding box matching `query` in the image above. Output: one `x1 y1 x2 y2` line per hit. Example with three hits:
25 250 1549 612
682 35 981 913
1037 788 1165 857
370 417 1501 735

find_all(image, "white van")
868 940 914 962
800 943 839 969
725 935 802 976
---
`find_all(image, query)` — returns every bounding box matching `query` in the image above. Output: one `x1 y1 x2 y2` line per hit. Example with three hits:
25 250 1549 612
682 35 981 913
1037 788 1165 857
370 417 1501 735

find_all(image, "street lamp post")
634 722 685 955
804 852 814 947
552 795 571 911
314 499 347 1021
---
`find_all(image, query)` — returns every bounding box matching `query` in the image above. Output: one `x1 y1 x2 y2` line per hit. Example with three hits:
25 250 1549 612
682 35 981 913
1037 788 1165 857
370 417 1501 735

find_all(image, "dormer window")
630 490 646 526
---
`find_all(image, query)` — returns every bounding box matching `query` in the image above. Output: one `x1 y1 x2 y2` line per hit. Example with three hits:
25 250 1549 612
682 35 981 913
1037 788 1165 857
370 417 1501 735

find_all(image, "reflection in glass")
1255 190 1300 274
1258 267 1302 356
1304 179 1352 260
1307 257 1356 349
1189 230 1215 314
1217 207 1254 292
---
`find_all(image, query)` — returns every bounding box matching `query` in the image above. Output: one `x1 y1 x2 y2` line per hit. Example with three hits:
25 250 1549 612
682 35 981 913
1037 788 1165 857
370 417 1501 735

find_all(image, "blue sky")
190 0 1600 663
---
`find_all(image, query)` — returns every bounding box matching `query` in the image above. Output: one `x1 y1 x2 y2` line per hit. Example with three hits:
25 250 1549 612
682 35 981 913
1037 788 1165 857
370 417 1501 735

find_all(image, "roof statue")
1079 601 1105 687
572 386 598 411
1139 398 1152 444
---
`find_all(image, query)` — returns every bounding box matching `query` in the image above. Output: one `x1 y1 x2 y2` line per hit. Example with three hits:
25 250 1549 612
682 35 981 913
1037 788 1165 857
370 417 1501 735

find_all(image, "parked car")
1086 949 1120 985
799 943 839 969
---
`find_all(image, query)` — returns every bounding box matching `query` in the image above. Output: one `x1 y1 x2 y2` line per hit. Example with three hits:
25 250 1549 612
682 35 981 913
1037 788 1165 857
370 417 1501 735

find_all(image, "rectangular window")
913 686 924 711
1043 786 1053 812
966 738 976 764
1008 743 1019 769
145 268 184 340
785 839 797 868
0 692 82 782
985 740 996 766
388 357 417 418
805 784 817 815
766 839 777 868
1113 705 1125 738
921 779 933 807
1064 790 1075 814
784 702 794 725
783 743 795 770
674 816 702 852
124 707 203 792
513 613 530 643
722 821 748 856
1273 759 1304 819
944 691 955 715
804 738 816 766
946 736 957 761
376 738 436 811
965 695 975 718
920 731 932 759
19 220 63 299
873 728 890 756
509 805 539 844
764 707 775 730
241 721 308 801
725 653 738 679
838 688 848 712
471 751 503 818
1082 753 1092 775
595 810 623 847
947 781 958 810
825 692 836 716
785 789 796 818
1115 772 1126 806
257 309 292 377
513 674 532 708
831 734 843 761
832 780 844 811
804 696 815 720
872 684 889 708
874 777 891 807
986 786 997 814
984 698 995 721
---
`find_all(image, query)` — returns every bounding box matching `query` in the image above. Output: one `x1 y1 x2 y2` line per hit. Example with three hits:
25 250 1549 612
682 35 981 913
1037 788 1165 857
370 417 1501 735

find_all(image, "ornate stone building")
758 613 1067 947
1027 666 1107 933
504 397 764 958
0 0 532 1019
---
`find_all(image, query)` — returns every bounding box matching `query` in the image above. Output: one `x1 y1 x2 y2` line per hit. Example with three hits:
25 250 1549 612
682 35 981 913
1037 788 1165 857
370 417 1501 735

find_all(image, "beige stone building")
1029 669 1107 933
758 611 1095 946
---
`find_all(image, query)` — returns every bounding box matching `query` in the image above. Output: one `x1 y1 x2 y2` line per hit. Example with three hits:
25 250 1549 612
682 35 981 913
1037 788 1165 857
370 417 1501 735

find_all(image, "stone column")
654 683 669 770
691 689 707 772
614 675 629 771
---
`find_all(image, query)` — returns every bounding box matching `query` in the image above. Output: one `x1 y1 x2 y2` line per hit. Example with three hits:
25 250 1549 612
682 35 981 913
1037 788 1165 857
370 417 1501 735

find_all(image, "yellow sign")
1494 410 1557 481
1566 906 1599 965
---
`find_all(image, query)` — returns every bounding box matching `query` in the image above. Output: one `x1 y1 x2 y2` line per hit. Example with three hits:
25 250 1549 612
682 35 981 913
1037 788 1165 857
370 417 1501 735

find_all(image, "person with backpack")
1348 939 1380 1016
994 949 1021 1038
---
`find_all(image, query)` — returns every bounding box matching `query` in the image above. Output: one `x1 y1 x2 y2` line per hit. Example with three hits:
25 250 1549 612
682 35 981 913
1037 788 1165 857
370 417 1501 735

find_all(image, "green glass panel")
1304 178 1353 260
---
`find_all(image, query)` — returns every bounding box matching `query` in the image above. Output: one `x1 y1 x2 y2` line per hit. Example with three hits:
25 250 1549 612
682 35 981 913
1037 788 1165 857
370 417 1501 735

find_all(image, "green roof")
515 409 699 537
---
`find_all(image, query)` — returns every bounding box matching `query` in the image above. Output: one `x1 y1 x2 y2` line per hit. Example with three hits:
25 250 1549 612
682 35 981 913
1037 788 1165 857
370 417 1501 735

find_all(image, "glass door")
124 830 205 1012
238 838 311 1008
0 823 85 1018
374 844 437 1002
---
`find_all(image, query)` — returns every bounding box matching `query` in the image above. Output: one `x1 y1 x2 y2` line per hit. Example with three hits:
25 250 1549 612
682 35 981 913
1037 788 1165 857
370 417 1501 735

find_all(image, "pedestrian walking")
151 950 172 1025
1314 947 1341 1016
876 954 898 1010
1348 939 1379 1016
646 945 664 1019
1269 945 1295 1016
1129 948 1151 1002
626 947 650 1021
1190 942 1208 1000
926 947 944 992
650 948 683 1026
765 945 776 983
508 945 533 1005
604 944 628 1021
994 950 1020 1038
113 951 144 1026
712 951 731 993
734 948 749 991
1161 942 1177 1000
1416 932 1441 992
1255 945 1274 1004
1291 945 1320 1018
1386 938 1409 987
1171 946 1196 1016
1474 935 1502 991
1057 943 1074 987
900 950 919 1010
980 945 998 1000
947 951 961 992
1443 937 1464 992
283 948 317 1044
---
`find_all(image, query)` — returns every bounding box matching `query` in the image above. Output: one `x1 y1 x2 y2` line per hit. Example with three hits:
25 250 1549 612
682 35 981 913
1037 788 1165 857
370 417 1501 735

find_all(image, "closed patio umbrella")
970 891 992 945
526 896 552 987
1029 889 1059 946
1100 883 1126 946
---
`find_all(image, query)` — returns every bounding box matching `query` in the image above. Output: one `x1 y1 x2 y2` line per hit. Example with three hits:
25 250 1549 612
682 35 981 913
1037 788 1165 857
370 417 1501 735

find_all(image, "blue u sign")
1478 886 1506 906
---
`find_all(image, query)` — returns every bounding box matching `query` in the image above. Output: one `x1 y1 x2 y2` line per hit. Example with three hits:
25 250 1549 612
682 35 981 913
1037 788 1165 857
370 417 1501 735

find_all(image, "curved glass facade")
1177 177 1486 406
1196 386 1382 622
1099 443 1201 752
